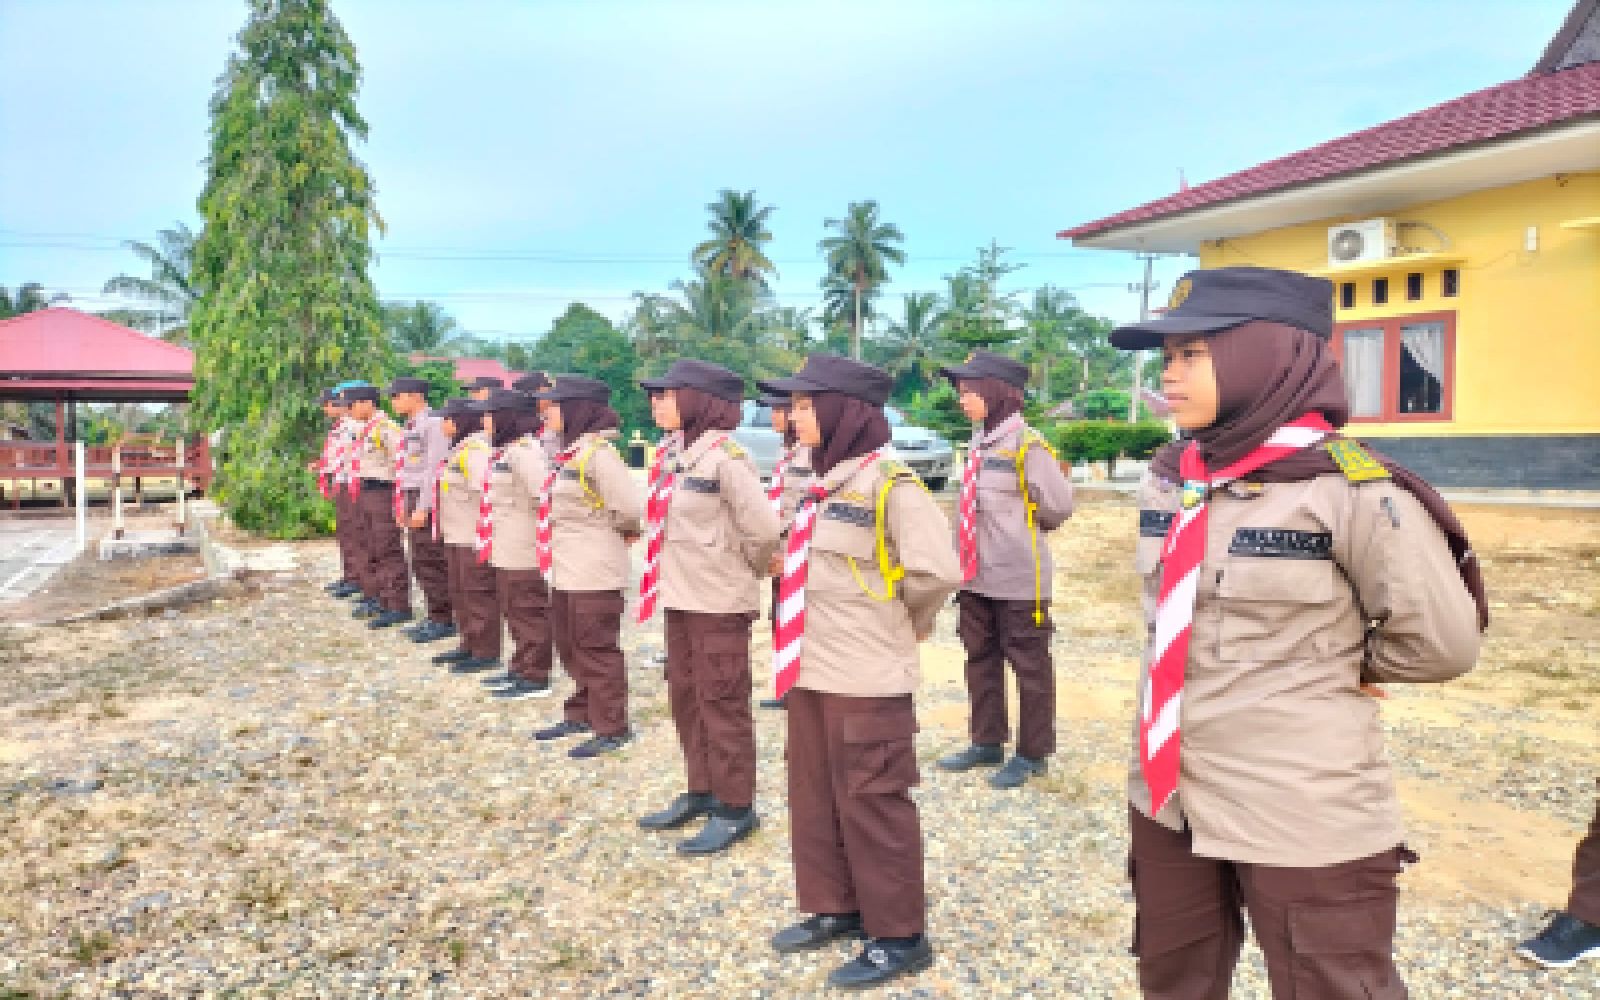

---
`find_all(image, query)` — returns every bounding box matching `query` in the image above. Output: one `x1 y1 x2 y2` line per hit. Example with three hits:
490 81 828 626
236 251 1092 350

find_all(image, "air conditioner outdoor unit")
1327 218 1398 265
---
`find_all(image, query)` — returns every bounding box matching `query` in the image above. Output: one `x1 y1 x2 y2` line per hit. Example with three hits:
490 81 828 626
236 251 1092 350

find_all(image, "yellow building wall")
1195 173 1600 437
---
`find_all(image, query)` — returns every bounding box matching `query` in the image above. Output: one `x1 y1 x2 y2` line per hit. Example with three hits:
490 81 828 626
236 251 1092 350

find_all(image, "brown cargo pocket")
701 631 753 700
841 707 920 796
1217 557 1338 662
1287 898 1403 1000
575 593 624 650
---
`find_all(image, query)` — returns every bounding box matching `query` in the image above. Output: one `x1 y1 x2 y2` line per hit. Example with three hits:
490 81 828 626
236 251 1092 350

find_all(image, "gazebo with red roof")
0 308 211 507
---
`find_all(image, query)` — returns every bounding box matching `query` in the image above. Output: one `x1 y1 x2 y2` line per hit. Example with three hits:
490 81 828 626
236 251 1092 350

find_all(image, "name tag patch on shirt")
1228 528 1333 560
1140 510 1175 538
680 476 720 494
493 462 511 472
560 469 580 480
821 503 874 528
982 457 1015 472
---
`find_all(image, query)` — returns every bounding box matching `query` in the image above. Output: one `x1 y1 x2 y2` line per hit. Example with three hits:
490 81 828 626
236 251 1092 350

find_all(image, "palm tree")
100 223 198 342
818 200 906 360
880 291 948 387
1020 285 1081 402
624 291 677 363
760 305 814 354
692 189 778 286
0 283 54 319
381 300 471 356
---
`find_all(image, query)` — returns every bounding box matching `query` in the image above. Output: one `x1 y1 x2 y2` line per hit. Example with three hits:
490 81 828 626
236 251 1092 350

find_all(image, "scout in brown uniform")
1516 782 1600 967
761 354 961 992
315 387 361 598
343 385 414 629
465 375 502 402
755 391 814 711
386 377 457 644
635 360 781 854
330 384 371 601
529 376 644 759
933 351 1075 789
476 385 557 700
1112 268 1487 1000
431 398 503 673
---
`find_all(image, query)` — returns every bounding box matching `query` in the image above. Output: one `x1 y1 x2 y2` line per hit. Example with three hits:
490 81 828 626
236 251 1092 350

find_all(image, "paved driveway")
0 522 79 605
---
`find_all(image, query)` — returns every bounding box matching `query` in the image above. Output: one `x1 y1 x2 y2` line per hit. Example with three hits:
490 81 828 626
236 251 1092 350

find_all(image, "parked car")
730 401 955 491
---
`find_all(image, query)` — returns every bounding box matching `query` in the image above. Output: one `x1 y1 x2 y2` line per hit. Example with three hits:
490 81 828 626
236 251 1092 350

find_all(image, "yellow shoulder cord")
1014 430 1058 626
846 473 926 602
574 440 606 510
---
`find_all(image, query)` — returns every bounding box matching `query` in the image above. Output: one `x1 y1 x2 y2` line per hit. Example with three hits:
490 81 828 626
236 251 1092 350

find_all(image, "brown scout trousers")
497 567 553 684
334 489 362 586
1568 781 1600 925
665 609 757 808
354 484 410 611
1128 806 1413 1000
956 591 1056 759
786 688 925 939
551 588 627 738
404 490 453 625
445 543 501 660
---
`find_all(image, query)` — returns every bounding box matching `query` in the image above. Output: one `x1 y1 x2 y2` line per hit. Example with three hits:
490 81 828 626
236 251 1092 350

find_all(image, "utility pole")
1128 253 1160 422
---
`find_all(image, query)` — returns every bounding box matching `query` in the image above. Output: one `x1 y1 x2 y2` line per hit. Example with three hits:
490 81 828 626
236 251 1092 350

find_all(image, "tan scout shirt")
661 433 781 613
963 421 1075 602
399 410 451 514
332 416 359 485
778 445 817 530
796 453 963 697
349 414 406 483
549 430 643 592
1128 471 1481 867
438 432 492 547
487 436 548 572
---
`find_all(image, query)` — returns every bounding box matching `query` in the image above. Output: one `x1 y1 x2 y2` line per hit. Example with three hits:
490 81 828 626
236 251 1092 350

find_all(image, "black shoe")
826 937 934 991
491 679 552 700
1517 911 1600 968
677 810 758 855
324 579 353 594
350 598 381 619
449 656 500 675
330 582 362 598
758 695 788 710
989 754 1047 790
367 609 414 630
431 647 471 665
771 913 865 955
639 792 717 831
479 671 517 687
411 621 455 644
935 744 1004 772
568 732 632 759
534 720 591 741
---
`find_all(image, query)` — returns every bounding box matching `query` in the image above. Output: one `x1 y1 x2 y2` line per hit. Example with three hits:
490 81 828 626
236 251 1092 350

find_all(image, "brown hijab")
558 399 619 449
447 410 483 445
1150 321 1488 630
674 387 741 447
963 377 1025 434
812 391 892 477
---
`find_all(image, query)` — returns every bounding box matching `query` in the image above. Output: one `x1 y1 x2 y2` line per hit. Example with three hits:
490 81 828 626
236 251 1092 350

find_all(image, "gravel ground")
1 498 1595 998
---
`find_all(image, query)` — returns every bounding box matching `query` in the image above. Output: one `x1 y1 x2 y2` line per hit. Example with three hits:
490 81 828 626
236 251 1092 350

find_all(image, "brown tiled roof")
1060 60 1600 240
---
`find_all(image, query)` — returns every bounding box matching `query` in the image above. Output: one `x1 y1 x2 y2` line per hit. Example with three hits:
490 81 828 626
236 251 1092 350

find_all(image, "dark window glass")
1339 282 1356 310
1442 269 1460 297
1406 273 1423 301
1372 278 1389 306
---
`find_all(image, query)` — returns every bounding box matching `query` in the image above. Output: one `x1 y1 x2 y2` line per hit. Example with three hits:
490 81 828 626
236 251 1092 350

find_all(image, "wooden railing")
0 437 213 508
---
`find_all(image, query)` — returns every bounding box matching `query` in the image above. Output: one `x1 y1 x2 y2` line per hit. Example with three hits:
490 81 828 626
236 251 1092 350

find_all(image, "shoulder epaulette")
879 458 918 481
1326 439 1390 483
720 439 747 460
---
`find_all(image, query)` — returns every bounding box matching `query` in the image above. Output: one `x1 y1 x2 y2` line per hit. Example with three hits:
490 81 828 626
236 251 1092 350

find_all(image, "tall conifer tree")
190 0 386 536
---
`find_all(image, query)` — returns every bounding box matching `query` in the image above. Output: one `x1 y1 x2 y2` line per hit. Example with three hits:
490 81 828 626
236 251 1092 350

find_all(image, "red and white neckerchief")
535 441 584 575
473 446 505 563
766 445 796 519
316 425 341 500
635 431 685 623
1141 413 1332 815
957 412 1024 581
347 417 380 500
772 450 883 699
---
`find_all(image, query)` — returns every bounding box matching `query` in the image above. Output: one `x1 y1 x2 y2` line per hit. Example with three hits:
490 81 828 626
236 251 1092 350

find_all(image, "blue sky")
0 0 1574 343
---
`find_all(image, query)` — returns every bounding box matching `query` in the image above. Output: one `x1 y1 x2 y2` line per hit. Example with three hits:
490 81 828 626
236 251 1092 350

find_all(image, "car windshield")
884 406 906 427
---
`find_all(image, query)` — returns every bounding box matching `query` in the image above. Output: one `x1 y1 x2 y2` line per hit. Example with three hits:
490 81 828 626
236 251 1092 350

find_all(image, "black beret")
341 385 380 403
439 396 475 417
474 387 537 413
758 354 891 407
936 350 1030 389
384 376 430 396
531 375 611 403
638 358 744 403
1110 266 1335 350
464 375 505 390
512 371 552 394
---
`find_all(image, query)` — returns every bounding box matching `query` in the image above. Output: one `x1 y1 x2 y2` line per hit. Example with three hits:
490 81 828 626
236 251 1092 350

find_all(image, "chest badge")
1180 481 1206 509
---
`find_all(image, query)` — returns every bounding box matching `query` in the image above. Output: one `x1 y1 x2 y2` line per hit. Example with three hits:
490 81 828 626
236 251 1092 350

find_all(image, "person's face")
390 391 424 417
649 389 682 431
441 415 458 439
539 399 563 434
350 399 376 420
790 394 822 448
1160 335 1220 431
957 381 987 423
322 402 342 420
483 412 495 438
469 387 490 402
769 405 789 435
